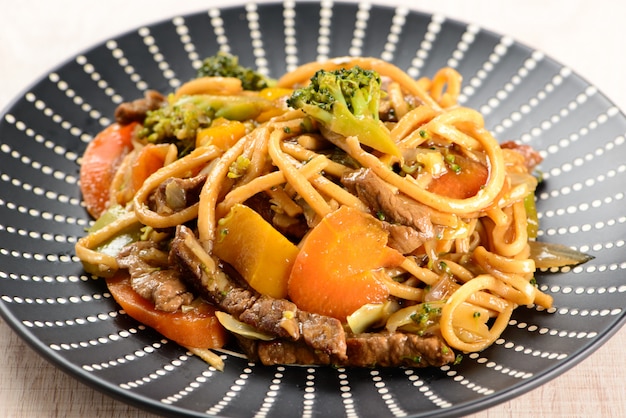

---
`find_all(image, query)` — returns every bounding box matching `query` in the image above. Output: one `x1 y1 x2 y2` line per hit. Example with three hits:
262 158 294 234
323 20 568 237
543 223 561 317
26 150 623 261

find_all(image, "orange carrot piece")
288 205 403 321
79 122 138 218
130 143 171 192
106 272 228 349
427 153 488 199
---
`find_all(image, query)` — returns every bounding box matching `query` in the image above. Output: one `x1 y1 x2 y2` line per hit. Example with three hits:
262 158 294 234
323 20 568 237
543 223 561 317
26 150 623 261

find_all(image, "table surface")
1 1 625 417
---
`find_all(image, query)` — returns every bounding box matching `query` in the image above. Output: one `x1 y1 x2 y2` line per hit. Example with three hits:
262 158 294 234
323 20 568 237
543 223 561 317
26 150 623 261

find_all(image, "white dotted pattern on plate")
0 2 624 418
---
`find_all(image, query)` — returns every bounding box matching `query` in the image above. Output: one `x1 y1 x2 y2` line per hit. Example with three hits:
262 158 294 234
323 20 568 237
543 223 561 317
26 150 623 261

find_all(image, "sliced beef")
383 222 425 254
244 192 308 241
342 168 434 253
241 192 275 224
222 287 301 341
169 225 347 360
271 212 309 241
238 337 333 366
378 95 395 122
150 174 207 215
500 140 543 170
242 331 455 368
117 241 193 312
114 90 166 125
343 331 455 368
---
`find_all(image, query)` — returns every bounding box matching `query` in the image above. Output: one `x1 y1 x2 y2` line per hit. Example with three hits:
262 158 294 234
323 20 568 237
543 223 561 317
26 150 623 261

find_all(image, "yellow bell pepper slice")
196 118 247 150
213 204 299 299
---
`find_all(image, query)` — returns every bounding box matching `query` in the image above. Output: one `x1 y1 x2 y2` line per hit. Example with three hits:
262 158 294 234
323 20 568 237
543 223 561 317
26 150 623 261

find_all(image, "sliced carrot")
288 205 404 321
131 143 171 192
105 272 229 349
79 122 138 218
427 153 488 199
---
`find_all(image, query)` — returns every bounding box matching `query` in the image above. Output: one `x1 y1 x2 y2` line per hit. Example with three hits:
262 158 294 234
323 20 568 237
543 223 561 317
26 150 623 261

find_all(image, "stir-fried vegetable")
197 52 276 91
138 94 275 154
288 205 404 321
287 66 400 156
106 272 229 349
79 122 138 218
196 117 247 150
426 151 489 199
346 301 398 334
213 204 300 299
529 241 594 269
214 311 275 341
524 193 539 238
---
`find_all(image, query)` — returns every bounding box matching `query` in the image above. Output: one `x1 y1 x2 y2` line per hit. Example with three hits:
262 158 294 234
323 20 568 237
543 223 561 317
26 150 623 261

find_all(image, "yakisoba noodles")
76 55 565 368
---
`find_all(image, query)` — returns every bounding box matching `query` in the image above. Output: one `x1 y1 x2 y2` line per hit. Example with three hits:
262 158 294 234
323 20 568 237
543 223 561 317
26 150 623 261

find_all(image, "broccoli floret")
286 66 400 156
139 94 274 154
197 52 275 91
139 96 212 154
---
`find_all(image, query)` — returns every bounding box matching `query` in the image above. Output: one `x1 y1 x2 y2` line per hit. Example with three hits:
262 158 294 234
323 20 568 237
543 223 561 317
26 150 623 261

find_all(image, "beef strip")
222 287 301 340
117 241 194 312
238 337 332 366
343 331 455 368
114 90 166 125
150 174 207 215
341 168 434 253
241 331 455 368
169 224 348 360
383 223 426 254
500 140 543 170
244 192 308 241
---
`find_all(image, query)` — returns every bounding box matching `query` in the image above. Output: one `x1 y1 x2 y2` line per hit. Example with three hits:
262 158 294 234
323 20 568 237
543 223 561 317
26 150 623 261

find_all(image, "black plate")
0 2 625 417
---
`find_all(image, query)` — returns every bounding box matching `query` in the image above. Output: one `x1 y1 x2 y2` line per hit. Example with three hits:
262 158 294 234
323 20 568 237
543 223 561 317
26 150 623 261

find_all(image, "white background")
1 1 625 417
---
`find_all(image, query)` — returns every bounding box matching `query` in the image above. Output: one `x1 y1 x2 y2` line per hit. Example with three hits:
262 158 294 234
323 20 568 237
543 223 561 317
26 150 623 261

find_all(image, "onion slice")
529 241 594 269
215 311 275 341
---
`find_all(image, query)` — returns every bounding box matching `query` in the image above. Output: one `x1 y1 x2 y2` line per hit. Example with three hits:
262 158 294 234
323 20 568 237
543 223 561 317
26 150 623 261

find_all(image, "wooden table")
1 1 625 416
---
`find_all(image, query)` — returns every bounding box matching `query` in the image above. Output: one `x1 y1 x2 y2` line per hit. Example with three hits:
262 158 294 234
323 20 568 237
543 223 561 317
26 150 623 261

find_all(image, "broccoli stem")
301 102 399 157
